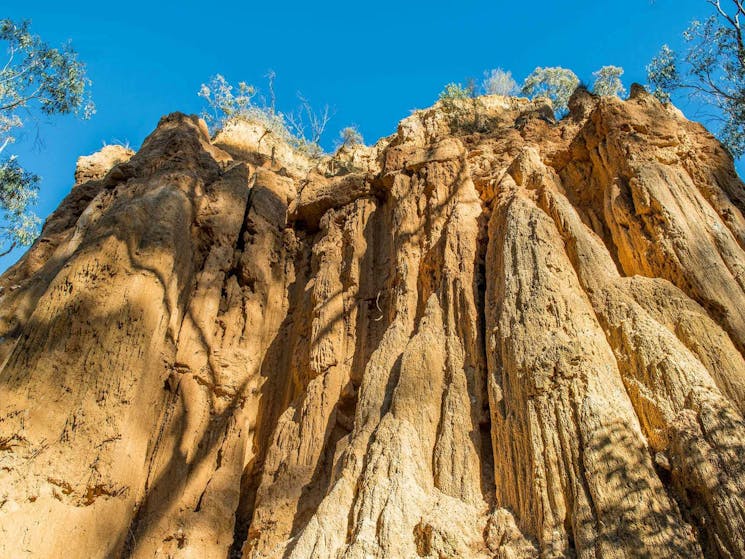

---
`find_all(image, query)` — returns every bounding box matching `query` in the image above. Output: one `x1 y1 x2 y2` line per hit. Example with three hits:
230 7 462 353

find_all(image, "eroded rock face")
1 90 745 558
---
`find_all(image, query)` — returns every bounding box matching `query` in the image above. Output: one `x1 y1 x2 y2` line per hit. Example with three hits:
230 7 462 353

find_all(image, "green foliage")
647 2 745 157
482 68 519 96
437 82 491 132
647 45 678 103
0 156 41 254
0 20 94 121
338 126 364 148
521 66 580 116
198 74 331 158
438 82 472 104
592 65 627 97
435 69 522 132
0 19 94 254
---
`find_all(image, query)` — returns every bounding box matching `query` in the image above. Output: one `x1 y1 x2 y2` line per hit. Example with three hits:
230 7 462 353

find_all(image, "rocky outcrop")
1 88 745 558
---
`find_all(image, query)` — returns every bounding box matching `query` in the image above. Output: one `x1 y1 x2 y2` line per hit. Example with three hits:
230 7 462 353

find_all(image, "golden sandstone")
1 87 745 558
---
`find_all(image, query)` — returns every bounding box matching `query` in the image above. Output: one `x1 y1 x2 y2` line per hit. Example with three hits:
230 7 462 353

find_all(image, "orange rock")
1 91 745 558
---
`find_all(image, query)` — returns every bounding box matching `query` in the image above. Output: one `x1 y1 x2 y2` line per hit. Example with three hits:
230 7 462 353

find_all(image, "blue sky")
0 0 723 271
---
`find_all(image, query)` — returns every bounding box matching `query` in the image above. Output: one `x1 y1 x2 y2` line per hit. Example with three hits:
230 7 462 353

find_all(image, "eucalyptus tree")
647 0 745 157
593 65 627 97
0 19 94 256
522 67 580 115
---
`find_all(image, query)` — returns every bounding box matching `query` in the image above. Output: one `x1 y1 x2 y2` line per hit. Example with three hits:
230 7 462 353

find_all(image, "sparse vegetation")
102 138 132 150
285 94 332 157
198 73 332 158
647 0 745 157
438 63 629 129
0 19 94 255
438 82 491 132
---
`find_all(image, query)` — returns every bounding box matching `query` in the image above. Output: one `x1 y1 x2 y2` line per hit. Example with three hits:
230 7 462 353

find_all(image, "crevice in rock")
228 455 260 559
225 173 257 288
475 209 496 506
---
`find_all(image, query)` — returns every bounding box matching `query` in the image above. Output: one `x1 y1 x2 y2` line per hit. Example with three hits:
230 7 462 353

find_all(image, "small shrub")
439 82 472 105
438 82 491 133
285 94 332 152
338 126 364 148
102 138 132 150
482 68 519 96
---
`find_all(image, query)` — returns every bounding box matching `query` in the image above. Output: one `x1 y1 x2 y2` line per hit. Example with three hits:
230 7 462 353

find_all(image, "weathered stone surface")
74 144 134 185
288 172 373 229
1 90 745 558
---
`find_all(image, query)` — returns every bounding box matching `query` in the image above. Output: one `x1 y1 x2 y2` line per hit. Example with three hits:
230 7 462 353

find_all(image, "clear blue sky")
0 0 723 271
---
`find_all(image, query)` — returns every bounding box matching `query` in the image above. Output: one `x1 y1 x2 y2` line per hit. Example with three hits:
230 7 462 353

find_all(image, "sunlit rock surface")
2 89 745 558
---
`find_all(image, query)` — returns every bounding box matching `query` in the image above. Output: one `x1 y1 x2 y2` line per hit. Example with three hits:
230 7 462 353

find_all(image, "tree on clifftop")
482 68 519 96
647 0 745 157
593 66 627 98
0 19 94 256
521 67 580 116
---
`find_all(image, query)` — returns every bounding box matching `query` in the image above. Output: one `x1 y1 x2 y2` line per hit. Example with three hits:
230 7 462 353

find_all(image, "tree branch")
0 87 41 112
0 242 17 258
1 45 17 75
0 136 11 155
710 0 745 64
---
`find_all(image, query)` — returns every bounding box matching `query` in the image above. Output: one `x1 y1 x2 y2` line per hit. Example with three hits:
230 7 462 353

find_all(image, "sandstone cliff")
1 86 745 558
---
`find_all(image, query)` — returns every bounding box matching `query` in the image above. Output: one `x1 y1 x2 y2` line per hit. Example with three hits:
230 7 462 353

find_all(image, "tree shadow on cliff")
0 159 273 558
117 179 297 557
117 173 372 558
0 280 241 559
664 400 745 558
569 418 693 557
114 176 252 525
567 411 745 559
226 266 311 558
118 310 257 558
110 175 265 556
